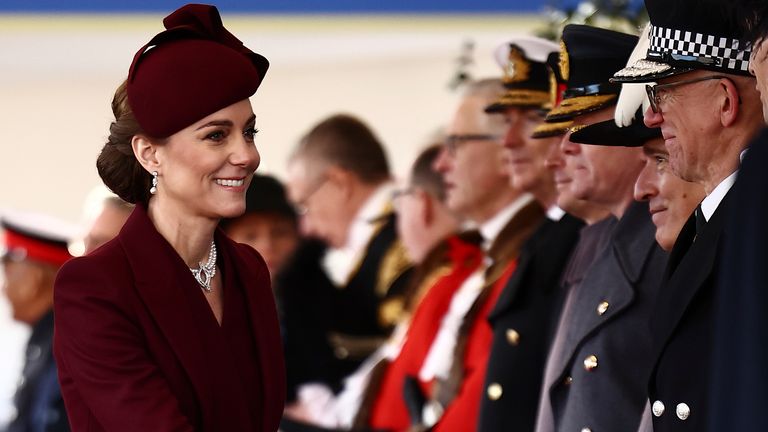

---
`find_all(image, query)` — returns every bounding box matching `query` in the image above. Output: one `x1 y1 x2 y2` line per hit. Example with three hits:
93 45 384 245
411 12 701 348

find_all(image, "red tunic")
368 236 483 431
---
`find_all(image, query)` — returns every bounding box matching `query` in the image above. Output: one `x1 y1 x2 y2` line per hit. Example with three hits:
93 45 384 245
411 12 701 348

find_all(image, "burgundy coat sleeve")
53 255 195 432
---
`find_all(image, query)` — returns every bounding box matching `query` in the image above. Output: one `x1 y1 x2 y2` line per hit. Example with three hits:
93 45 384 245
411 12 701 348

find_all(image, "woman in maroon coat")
52 4 285 431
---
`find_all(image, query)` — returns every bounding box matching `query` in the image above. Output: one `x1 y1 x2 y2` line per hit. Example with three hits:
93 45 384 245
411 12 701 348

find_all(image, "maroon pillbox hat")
127 4 269 138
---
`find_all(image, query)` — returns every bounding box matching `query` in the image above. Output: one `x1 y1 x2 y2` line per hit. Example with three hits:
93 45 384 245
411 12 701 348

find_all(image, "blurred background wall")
0 9 546 223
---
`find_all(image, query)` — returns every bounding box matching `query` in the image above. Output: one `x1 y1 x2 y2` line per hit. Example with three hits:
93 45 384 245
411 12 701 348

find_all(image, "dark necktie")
695 204 707 237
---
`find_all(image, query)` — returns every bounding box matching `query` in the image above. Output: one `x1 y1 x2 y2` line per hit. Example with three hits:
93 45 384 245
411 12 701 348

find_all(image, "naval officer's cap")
545 24 639 122
485 36 559 113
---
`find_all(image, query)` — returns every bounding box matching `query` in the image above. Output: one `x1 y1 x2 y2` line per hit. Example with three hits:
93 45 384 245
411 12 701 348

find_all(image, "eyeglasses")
443 134 502 154
294 175 329 216
645 75 728 113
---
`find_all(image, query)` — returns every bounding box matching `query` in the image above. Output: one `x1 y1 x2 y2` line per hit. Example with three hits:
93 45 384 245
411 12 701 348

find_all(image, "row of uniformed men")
281 0 766 431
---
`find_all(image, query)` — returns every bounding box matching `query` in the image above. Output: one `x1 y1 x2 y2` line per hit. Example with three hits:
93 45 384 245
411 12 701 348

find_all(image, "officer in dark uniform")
1 211 74 432
534 25 669 432
611 0 764 430
710 3 768 430
478 37 584 432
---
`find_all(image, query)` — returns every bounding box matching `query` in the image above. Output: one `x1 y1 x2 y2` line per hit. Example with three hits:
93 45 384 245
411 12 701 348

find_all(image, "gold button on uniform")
583 355 598 371
676 403 691 420
506 329 521 346
652 400 665 417
487 383 503 400
597 301 610 315
563 376 573 386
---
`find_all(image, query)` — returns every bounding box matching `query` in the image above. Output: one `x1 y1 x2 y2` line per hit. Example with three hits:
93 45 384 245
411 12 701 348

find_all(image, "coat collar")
215 228 285 432
486 218 553 322
118 205 284 431
487 214 583 322
650 189 732 353
118 204 216 428
550 202 662 382
612 200 660 284
484 199 545 288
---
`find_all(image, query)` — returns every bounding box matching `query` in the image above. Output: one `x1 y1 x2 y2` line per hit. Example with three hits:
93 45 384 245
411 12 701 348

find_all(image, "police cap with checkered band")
612 0 752 83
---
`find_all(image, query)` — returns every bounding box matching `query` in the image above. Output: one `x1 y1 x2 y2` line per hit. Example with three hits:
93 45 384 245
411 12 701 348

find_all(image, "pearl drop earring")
150 171 158 195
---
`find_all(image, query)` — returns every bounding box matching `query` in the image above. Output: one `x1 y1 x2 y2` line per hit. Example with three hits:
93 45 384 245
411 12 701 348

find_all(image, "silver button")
597 301 610 315
487 383 503 400
581 428 592 432
652 400 665 417
583 355 598 371
676 402 690 420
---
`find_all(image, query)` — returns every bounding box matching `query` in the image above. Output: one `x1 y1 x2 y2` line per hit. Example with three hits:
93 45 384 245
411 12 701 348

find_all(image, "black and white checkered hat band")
648 25 751 73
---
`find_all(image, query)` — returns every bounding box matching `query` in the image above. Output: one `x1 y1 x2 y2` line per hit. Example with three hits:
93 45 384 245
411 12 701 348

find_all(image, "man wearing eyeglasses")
282 114 413 405
409 78 545 431
611 0 764 430
534 24 669 432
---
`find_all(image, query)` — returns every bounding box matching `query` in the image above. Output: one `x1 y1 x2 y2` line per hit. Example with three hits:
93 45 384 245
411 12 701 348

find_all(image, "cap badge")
505 45 531 83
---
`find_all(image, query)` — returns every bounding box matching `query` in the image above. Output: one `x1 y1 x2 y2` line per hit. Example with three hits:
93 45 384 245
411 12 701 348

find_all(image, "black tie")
695 204 707 237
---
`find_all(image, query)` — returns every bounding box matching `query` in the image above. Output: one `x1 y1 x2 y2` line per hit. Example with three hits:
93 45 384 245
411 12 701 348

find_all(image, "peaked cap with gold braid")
532 51 573 138
545 25 638 122
485 36 559 113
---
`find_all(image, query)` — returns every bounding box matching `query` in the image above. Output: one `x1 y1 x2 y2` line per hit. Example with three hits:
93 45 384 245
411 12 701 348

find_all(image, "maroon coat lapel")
118 206 216 429
216 229 286 432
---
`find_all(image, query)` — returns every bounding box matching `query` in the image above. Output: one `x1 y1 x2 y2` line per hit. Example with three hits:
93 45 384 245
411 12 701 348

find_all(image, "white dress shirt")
546 205 566 222
700 171 737 221
700 149 748 221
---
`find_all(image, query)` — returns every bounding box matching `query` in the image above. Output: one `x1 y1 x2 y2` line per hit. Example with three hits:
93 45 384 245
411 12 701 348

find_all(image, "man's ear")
326 165 354 198
718 78 741 128
131 135 161 173
420 190 434 226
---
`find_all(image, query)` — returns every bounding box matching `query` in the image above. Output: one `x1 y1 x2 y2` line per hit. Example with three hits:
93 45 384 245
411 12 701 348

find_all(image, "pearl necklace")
190 240 216 292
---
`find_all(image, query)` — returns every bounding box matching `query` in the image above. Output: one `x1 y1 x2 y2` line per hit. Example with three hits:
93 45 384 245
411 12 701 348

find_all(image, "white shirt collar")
700 171 737 221
479 193 535 251
546 206 566 222
700 148 749 221
322 182 396 285
345 182 396 252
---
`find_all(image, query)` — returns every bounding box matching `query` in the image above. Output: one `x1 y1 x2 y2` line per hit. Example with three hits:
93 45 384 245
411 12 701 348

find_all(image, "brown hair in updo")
96 79 156 206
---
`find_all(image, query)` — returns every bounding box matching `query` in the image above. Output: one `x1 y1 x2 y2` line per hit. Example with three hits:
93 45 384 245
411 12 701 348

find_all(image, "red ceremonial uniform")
368 236 483 431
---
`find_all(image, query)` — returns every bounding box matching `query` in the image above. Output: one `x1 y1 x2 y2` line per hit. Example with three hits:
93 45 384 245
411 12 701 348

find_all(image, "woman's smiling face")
151 98 261 220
